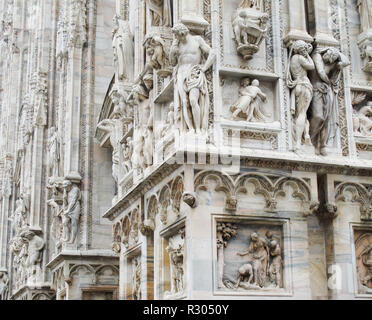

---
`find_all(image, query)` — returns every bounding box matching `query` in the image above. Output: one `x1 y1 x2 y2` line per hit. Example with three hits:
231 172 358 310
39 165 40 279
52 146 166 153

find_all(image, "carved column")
310 0 338 46
0 156 12 271
284 0 313 45
64 0 87 182
177 0 209 34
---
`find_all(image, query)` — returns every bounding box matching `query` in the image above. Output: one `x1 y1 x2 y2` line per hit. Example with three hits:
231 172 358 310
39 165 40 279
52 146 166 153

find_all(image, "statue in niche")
97 107 125 185
357 0 372 33
0 271 9 300
143 33 171 78
286 40 315 151
47 127 60 178
122 136 133 174
21 230 44 278
12 194 30 236
237 232 269 288
230 78 269 122
158 103 175 139
33 77 48 127
112 15 134 82
147 0 172 27
353 102 372 137
132 257 141 300
167 244 184 295
232 0 268 60
165 229 185 297
170 23 216 134
127 53 154 172
309 47 349 156
62 180 81 244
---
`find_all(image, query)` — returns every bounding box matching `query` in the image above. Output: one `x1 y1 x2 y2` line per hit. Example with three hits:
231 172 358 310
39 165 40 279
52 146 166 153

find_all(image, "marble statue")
21 230 44 277
143 33 171 77
62 180 81 244
230 78 269 122
286 40 315 151
97 108 125 185
309 47 349 155
353 102 372 137
167 244 184 295
112 15 134 82
147 0 172 27
122 136 133 174
170 23 216 134
47 127 60 178
237 232 269 288
158 103 175 139
357 0 372 33
268 239 282 288
132 257 141 300
232 0 268 60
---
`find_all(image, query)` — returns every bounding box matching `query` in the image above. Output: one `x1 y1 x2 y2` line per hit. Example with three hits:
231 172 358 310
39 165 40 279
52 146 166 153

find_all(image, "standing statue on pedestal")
358 0 372 33
47 127 60 178
97 108 124 185
309 47 349 155
170 23 216 134
147 0 172 27
112 15 134 82
286 40 315 151
62 180 81 244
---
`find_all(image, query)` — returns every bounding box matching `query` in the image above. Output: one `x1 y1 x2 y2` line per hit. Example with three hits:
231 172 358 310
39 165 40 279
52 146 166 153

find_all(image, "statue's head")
292 40 311 56
241 77 251 87
323 48 340 64
270 240 278 248
172 23 189 43
251 232 258 241
251 79 260 87
62 179 72 191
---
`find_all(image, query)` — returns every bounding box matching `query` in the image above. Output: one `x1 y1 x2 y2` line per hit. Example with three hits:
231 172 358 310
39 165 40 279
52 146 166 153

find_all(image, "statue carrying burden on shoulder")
309 47 349 155
286 40 315 151
170 23 216 135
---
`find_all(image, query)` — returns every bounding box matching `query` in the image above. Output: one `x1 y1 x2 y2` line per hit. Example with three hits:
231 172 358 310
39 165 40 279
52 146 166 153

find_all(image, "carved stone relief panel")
222 77 276 123
215 218 286 294
354 230 372 294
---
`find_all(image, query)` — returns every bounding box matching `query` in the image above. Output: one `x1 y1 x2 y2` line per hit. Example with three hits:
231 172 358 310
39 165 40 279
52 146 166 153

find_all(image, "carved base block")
237 44 259 61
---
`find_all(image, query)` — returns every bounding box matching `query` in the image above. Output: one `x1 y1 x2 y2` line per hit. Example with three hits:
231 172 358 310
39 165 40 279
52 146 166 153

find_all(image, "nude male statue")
170 23 216 134
286 40 315 151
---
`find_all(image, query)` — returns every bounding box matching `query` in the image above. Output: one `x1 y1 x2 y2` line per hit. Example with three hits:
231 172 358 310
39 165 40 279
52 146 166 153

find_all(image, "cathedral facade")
0 0 372 300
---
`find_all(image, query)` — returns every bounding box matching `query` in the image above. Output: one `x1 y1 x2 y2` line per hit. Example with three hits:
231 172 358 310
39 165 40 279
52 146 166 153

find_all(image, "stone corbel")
139 218 155 236
182 192 197 208
316 202 338 220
